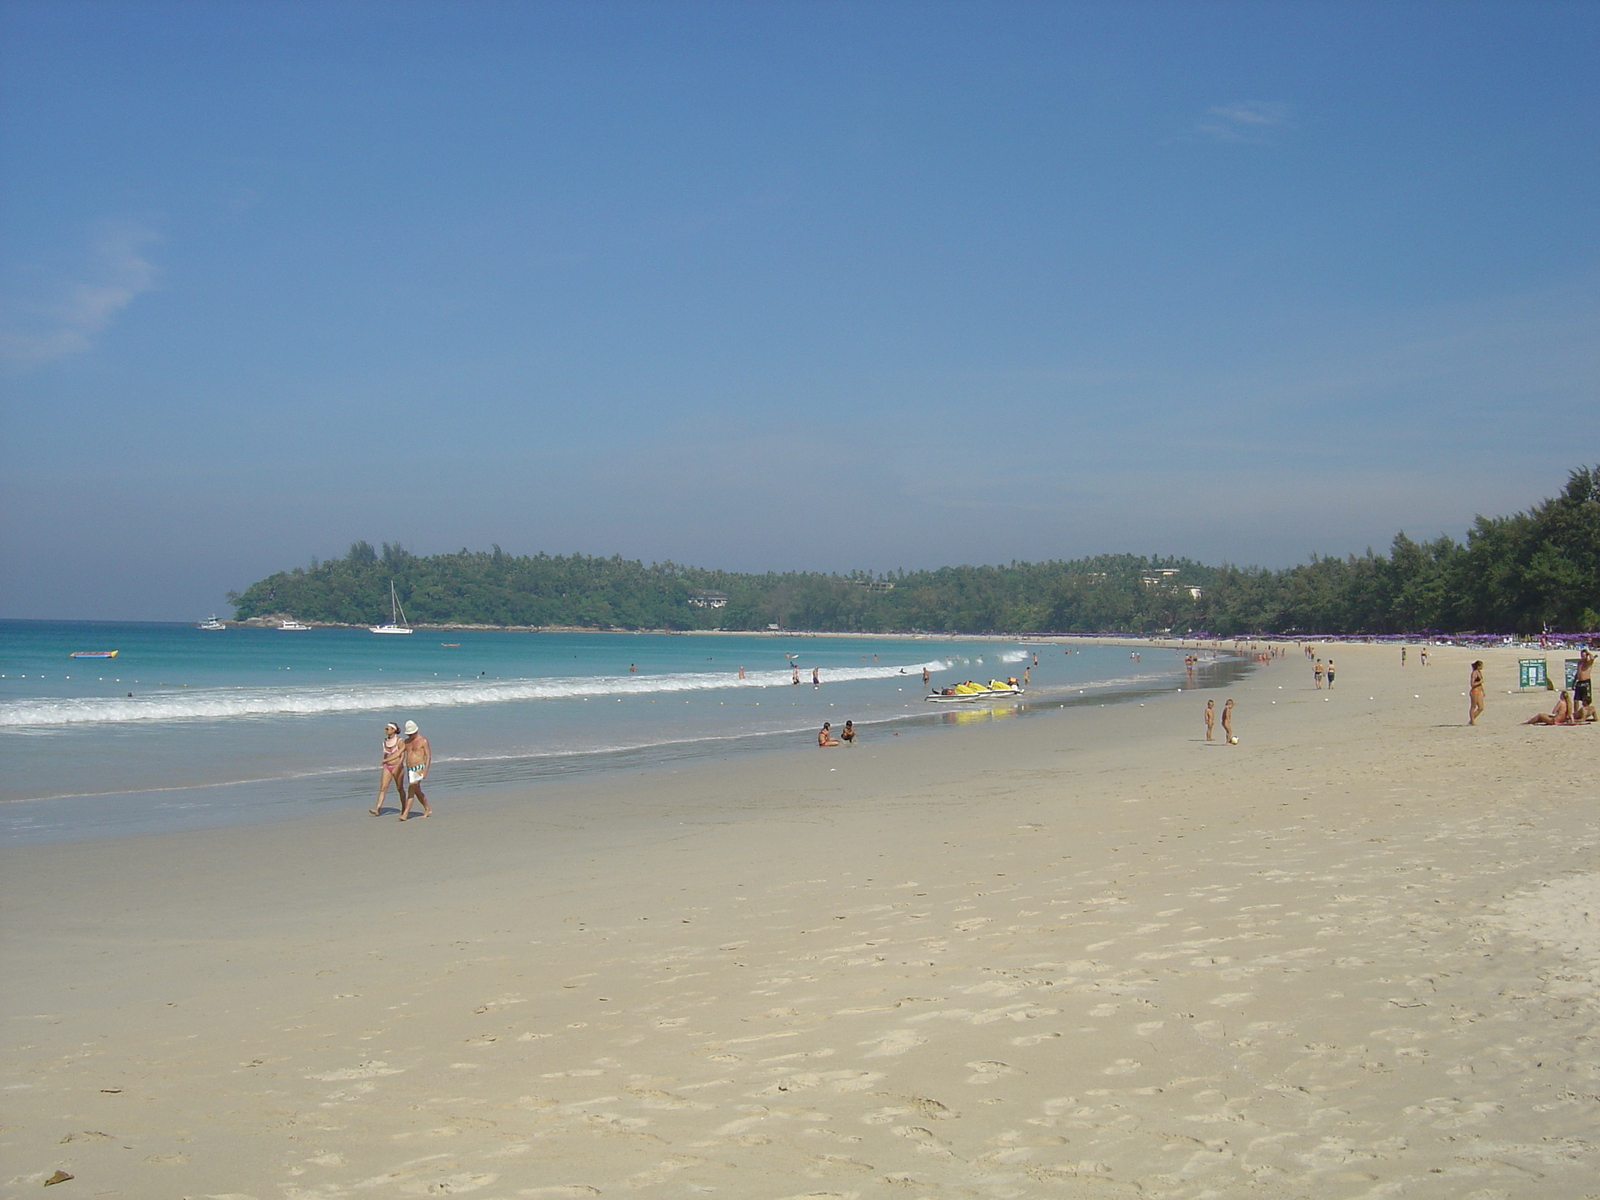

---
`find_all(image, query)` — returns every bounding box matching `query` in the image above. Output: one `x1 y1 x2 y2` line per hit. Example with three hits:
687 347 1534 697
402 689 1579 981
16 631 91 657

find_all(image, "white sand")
3 641 1597 1198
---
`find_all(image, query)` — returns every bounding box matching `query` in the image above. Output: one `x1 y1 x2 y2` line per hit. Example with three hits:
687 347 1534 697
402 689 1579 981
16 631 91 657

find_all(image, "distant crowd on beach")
362 643 1595 822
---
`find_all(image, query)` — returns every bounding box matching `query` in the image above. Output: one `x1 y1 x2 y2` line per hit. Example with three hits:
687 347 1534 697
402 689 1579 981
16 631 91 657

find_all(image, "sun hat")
403 720 419 735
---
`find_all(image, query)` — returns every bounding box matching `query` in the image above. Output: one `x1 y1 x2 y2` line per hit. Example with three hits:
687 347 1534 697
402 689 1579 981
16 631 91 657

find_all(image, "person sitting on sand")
1524 690 1574 725
1469 661 1486 726
370 722 406 815
840 720 856 744
818 721 841 747
1221 698 1237 744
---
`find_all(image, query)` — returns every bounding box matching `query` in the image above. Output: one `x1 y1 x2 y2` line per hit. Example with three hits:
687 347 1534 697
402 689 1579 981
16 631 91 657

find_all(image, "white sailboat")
370 581 413 635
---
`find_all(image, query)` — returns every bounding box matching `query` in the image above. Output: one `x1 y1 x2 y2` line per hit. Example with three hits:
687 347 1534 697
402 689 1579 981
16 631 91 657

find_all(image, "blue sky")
2 0 1596 620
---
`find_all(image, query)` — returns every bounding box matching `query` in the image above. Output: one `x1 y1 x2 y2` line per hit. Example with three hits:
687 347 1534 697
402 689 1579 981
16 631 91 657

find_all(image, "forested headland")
229 465 1600 636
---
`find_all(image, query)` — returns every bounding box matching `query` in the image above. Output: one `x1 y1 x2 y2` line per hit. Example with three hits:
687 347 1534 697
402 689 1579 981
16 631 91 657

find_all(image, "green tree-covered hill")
229 466 1600 636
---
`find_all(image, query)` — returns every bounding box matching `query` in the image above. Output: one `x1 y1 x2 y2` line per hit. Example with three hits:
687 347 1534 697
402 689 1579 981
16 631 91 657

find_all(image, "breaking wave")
0 660 953 729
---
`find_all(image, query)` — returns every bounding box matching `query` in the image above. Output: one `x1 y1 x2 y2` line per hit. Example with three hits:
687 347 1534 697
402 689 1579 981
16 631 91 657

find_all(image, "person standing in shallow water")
1468 661 1486 726
1204 699 1215 741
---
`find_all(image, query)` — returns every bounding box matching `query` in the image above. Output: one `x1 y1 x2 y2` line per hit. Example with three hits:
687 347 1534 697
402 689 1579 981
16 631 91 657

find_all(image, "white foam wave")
0 660 952 729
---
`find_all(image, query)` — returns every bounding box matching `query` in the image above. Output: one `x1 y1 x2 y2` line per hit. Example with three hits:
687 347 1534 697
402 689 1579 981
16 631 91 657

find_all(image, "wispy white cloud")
1 223 161 368
1195 101 1293 143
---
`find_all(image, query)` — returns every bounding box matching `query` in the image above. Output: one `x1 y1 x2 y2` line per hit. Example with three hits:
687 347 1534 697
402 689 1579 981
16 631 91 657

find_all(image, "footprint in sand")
625 1155 707 1188
966 1060 1022 1084
398 1173 497 1196
1011 1031 1062 1046
893 1125 958 1160
860 1028 926 1057
626 1087 711 1110
308 1060 403 1081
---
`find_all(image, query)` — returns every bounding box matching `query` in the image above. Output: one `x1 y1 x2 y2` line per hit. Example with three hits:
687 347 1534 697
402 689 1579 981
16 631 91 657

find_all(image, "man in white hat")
399 719 432 821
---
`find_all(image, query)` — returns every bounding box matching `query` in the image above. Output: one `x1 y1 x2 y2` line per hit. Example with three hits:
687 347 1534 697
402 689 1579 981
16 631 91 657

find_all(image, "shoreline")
1 652 1245 846
3 640 1596 1194
12 615 1594 652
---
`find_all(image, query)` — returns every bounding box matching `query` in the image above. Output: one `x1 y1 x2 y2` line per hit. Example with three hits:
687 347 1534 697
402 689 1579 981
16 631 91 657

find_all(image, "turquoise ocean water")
0 621 1247 843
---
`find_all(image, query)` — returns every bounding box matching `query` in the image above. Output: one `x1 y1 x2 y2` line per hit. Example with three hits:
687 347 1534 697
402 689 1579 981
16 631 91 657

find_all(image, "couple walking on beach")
373 720 432 820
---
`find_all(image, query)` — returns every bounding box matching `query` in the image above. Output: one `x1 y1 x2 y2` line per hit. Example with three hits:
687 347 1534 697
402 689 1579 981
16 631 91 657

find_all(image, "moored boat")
279 619 311 631
370 581 413 635
198 615 226 630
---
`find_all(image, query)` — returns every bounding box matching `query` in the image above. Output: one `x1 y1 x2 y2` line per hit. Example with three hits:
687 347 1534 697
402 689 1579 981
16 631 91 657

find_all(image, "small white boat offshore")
370 581 413 635
279 619 311 631
925 679 1025 703
197 615 226 630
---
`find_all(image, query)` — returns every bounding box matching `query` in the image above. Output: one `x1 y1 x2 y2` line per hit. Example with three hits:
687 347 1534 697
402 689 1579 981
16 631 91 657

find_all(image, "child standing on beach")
1221 699 1237 744
1204 699 1215 741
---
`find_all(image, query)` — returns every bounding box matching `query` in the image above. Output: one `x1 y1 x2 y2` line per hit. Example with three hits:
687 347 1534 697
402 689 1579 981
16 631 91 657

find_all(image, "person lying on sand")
818 721 841 747
1524 691 1574 725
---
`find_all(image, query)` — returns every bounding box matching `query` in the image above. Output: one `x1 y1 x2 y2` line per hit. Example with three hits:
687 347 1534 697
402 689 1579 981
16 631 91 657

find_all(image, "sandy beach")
3 641 1596 1198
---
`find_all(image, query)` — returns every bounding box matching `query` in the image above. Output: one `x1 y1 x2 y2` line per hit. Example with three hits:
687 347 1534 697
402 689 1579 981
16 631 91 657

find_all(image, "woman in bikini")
371 722 406 815
1468 661 1486 726
1524 690 1574 725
